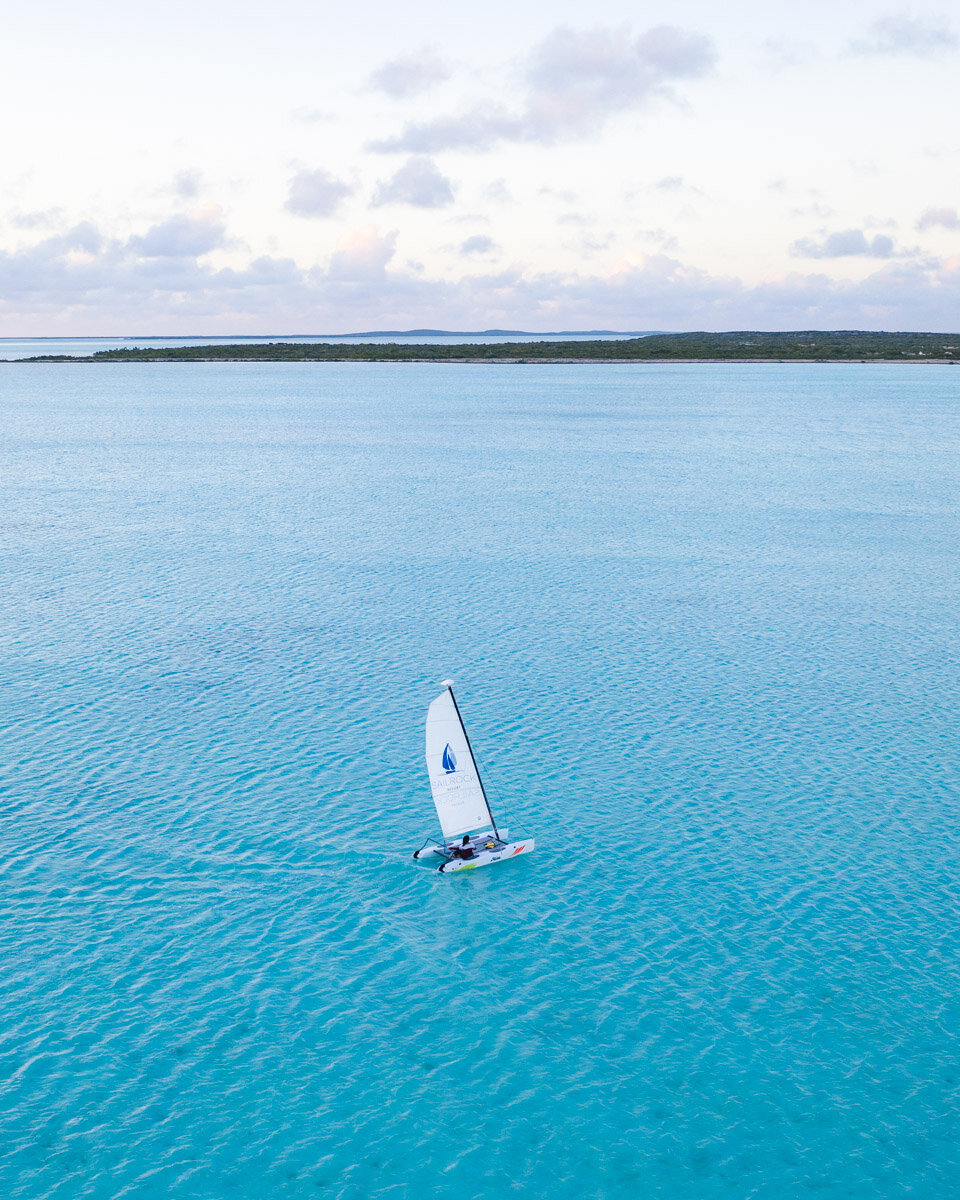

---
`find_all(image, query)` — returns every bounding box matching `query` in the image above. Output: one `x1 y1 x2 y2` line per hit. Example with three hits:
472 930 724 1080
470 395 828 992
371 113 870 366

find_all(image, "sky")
1 0 959 333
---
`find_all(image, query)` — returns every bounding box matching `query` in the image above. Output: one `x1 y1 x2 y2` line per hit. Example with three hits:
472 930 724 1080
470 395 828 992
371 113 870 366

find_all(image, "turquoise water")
1 363 958 1199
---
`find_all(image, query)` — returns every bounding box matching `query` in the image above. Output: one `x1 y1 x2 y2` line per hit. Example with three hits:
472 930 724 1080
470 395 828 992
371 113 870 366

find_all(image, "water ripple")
1 364 959 1198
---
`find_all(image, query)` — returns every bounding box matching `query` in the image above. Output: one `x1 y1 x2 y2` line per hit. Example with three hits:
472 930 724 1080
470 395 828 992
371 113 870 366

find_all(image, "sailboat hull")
437 838 535 873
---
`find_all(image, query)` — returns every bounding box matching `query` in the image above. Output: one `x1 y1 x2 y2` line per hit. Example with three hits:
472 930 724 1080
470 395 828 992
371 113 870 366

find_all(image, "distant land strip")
19 331 960 363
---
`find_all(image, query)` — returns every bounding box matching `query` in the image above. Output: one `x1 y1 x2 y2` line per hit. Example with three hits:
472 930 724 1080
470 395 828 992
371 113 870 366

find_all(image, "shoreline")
8 332 960 365
9 357 960 366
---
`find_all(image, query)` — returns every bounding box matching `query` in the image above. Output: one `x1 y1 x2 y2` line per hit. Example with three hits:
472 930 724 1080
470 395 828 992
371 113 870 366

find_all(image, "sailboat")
413 679 535 873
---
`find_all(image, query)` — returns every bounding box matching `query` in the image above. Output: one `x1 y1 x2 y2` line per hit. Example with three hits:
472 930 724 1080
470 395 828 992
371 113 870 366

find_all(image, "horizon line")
2 329 655 340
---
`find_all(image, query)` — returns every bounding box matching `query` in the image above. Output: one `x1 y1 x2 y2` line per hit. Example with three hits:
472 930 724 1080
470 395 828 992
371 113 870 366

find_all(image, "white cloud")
129 205 226 258
368 46 450 98
636 228 679 252
371 107 520 154
10 209 64 230
173 169 202 199
848 14 958 57
526 24 713 127
460 235 498 256
327 225 398 280
5 223 105 271
372 157 455 208
484 179 514 204
791 229 897 258
916 206 960 231
370 24 715 153
285 169 355 218
651 176 706 198
5 218 960 335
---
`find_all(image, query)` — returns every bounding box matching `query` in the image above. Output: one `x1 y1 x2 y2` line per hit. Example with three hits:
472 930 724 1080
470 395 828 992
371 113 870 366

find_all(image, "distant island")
19 331 960 363
322 328 650 337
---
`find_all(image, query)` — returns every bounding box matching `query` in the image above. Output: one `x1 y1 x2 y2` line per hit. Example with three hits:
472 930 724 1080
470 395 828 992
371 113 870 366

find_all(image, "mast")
444 681 500 839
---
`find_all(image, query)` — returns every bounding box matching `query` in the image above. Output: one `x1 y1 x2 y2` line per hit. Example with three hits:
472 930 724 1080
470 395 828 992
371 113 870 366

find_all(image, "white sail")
425 684 494 840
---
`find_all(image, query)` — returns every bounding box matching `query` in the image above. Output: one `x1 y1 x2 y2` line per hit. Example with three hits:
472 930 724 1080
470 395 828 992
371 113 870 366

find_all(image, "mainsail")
425 681 496 840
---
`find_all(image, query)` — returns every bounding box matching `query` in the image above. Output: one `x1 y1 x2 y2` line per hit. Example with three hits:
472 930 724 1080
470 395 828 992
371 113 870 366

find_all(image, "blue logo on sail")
442 744 457 773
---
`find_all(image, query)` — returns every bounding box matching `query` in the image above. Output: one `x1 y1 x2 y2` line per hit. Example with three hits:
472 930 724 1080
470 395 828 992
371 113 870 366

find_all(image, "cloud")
791 229 897 258
570 232 614 254
848 14 958 57
0 232 307 331
917 206 960 231
19 222 105 260
372 157 455 208
10 208 64 230
6 218 960 334
460 235 498 256
285 169 354 218
173 169 202 199
370 24 715 153
368 46 450 98
327 225 398 280
651 175 706 197
526 24 713 125
372 107 521 154
484 179 514 204
60 222 104 254
129 205 226 257
636 227 680 252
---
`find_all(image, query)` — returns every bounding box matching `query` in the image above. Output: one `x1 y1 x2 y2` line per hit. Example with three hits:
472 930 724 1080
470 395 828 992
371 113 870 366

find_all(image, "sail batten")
425 684 495 840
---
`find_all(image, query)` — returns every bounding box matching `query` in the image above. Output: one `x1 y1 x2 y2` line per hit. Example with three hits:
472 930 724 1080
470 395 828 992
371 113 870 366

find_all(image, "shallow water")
1 363 958 1199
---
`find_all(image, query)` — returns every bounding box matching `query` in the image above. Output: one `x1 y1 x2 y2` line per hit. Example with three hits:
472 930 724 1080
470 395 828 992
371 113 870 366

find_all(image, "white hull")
413 834 534 872
440 838 534 872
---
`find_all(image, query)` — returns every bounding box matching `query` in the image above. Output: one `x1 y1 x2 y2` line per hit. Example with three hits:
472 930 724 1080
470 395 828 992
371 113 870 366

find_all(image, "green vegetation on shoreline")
20 330 960 363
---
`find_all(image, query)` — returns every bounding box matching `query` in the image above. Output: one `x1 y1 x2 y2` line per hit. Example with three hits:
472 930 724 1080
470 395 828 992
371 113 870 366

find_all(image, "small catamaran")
413 680 535 873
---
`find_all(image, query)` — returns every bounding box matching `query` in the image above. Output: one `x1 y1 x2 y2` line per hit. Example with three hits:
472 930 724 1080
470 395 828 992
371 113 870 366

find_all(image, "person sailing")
452 834 475 860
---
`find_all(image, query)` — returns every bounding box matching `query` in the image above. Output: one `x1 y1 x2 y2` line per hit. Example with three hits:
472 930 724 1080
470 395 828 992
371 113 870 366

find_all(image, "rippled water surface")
2 363 959 1199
